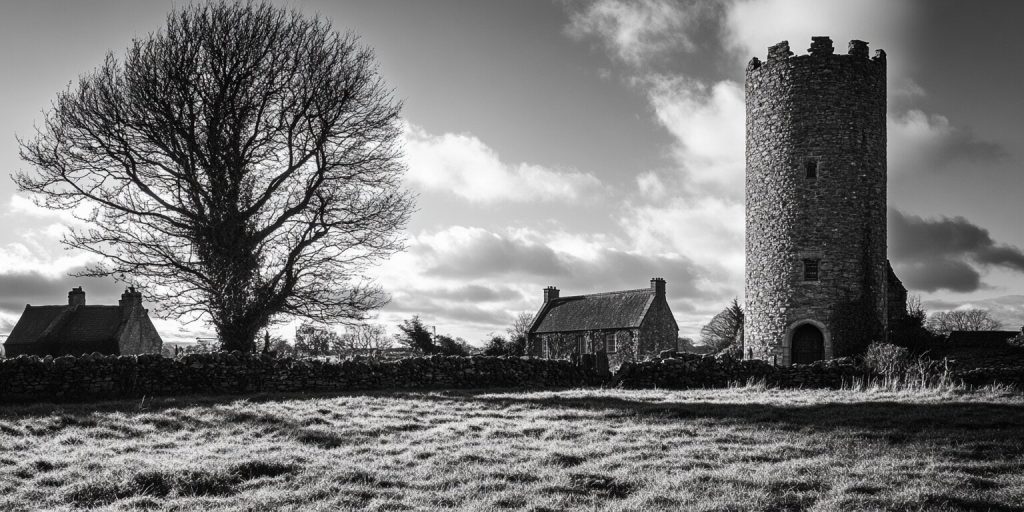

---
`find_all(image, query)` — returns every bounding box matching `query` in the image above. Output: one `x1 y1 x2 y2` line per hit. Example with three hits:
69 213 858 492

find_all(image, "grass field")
1 385 1024 511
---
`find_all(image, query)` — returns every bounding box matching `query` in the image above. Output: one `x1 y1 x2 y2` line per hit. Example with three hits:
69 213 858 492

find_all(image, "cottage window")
803 259 820 281
805 160 818 179
576 334 588 354
615 331 630 353
605 333 616 353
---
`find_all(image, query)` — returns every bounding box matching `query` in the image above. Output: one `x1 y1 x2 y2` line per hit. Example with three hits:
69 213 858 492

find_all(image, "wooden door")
791 324 824 364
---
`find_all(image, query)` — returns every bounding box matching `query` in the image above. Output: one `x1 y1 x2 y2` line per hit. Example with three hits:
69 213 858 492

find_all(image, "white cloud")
565 0 698 66
621 196 745 281
403 124 602 203
645 77 745 197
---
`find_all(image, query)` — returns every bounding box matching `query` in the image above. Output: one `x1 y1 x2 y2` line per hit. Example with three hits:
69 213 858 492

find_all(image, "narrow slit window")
803 259 820 281
805 160 818 179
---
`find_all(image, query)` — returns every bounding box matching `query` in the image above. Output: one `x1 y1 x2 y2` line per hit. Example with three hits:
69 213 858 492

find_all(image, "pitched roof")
886 260 906 292
530 288 655 334
947 330 1019 347
5 305 123 346
5 306 67 345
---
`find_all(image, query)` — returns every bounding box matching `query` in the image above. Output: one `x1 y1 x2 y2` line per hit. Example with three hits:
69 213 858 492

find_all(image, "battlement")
747 37 885 72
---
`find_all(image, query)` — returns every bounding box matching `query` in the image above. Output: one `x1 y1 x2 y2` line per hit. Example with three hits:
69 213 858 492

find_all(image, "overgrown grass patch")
1 386 1023 510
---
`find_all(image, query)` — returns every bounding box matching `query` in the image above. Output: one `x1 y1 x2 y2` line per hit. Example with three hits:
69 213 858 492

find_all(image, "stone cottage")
2 287 163 357
526 278 678 369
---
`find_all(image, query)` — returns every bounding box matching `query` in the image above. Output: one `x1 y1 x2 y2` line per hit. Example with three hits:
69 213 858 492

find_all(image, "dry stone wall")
615 353 868 389
0 353 599 403
2 349 1021 403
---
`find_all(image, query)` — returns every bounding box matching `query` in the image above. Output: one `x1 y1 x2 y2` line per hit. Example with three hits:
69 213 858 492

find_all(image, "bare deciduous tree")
507 312 534 342
342 323 393 361
15 2 412 352
926 309 1001 336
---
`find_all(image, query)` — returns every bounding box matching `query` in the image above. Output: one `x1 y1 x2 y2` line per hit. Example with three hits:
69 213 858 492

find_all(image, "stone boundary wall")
0 353 600 403
1 350 1021 403
614 353 869 389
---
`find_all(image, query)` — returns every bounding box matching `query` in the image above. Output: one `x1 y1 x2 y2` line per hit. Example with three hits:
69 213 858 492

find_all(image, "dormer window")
803 259 820 281
805 160 818 179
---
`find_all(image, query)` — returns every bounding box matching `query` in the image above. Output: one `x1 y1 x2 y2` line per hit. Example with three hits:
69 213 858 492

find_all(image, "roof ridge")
559 288 653 300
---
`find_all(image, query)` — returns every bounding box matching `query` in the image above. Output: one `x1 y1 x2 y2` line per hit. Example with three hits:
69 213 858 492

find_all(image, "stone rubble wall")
0 352 600 403
615 353 868 389
1 350 1021 403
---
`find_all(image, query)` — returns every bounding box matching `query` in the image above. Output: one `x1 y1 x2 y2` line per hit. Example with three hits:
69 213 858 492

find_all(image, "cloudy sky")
1 0 1023 345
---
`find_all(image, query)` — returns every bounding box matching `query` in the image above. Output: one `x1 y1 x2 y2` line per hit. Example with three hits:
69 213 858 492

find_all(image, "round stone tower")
744 37 888 365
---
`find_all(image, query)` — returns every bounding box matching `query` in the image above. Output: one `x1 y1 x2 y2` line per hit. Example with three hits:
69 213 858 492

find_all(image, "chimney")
543 286 559 303
119 287 143 318
650 277 666 298
68 287 85 306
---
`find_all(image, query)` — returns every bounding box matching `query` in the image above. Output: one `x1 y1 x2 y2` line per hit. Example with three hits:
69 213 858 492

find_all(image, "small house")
526 278 679 368
2 287 163 357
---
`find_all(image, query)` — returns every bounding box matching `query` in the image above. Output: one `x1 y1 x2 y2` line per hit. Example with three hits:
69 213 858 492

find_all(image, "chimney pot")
650 278 666 297
68 287 85 306
119 287 143 318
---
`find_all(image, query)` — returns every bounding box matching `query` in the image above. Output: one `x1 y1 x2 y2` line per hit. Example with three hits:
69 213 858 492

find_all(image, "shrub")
863 341 910 376
861 341 955 391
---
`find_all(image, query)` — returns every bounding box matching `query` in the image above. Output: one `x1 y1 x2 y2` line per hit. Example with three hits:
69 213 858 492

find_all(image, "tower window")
803 259 820 281
805 160 818 179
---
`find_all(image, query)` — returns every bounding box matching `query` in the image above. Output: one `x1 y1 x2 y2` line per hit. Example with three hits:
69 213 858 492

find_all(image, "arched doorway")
791 324 824 364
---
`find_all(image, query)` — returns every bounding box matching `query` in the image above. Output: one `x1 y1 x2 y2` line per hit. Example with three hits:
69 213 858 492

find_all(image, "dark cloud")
0 269 125 316
554 249 712 302
888 208 1024 292
430 284 524 303
892 258 981 293
386 293 515 328
423 235 569 278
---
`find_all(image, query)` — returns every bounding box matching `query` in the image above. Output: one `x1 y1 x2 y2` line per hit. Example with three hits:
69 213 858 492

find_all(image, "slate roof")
5 305 123 346
886 260 905 292
530 288 656 334
947 330 1019 347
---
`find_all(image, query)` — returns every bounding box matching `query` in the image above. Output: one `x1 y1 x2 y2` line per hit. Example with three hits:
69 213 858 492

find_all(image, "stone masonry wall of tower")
744 37 887 364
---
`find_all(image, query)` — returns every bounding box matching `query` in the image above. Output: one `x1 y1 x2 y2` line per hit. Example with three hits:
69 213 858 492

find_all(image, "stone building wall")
533 329 639 371
745 37 888 364
638 298 679 357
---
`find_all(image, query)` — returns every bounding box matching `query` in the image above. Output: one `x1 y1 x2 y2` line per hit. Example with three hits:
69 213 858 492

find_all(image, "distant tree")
507 312 533 342
700 298 744 354
396 315 436 354
435 334 472 357
926 309 1001 337
295 323 338 357
268 335 295 357
342 323 393 361
482 335 510 356
483 332 525 357
888 294 938 349
504 312 533 357
14 2 412 353
906 294 926 324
